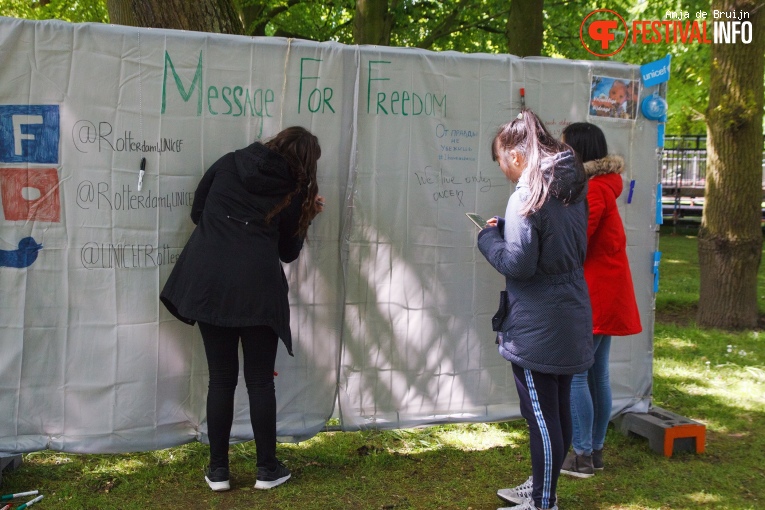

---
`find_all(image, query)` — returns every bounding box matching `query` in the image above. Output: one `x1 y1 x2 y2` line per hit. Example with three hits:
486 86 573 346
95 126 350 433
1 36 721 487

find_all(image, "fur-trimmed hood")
583 154 624 178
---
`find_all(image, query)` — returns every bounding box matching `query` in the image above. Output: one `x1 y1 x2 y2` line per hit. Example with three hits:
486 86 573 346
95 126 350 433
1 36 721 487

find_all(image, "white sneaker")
498 498 558 510
497 476 533 504
204 466 230 492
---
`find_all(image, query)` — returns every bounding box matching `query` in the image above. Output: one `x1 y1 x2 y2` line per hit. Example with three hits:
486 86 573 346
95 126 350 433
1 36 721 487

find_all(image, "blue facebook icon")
0 105 60 163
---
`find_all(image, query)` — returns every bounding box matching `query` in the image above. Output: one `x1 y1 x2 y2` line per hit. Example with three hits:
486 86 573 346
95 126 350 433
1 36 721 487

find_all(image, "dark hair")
561 122 608 163
492 108 569 216
263 126 321 238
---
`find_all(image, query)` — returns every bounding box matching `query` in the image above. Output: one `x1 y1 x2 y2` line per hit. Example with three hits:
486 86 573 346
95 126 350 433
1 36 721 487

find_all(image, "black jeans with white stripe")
512 363 573 509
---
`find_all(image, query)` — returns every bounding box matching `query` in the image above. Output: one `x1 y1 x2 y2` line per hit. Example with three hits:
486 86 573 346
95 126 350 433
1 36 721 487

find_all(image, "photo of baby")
589 76 640 120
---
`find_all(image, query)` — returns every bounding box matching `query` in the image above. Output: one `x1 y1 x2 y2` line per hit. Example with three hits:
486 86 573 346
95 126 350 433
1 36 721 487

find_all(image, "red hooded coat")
584 155 642 336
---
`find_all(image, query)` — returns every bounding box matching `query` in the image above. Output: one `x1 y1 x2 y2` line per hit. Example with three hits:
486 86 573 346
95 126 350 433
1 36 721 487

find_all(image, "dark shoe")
560 450 595 478
592 448 604 470
254 461 291 489
205 466 230 491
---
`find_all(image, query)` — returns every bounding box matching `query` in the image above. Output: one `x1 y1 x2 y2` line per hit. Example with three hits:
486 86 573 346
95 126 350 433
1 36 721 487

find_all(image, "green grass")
2 232 765 509
656 229 703 313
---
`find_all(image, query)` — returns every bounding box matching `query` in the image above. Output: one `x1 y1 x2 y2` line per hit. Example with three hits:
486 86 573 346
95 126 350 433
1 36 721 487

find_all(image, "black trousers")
512 362 573 509
198 322 279 471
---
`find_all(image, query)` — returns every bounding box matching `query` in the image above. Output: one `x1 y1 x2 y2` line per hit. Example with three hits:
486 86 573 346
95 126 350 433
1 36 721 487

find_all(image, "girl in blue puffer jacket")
477 109 594 510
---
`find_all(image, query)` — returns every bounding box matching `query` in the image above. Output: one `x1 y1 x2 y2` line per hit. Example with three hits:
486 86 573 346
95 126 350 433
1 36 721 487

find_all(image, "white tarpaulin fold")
0 17 656 453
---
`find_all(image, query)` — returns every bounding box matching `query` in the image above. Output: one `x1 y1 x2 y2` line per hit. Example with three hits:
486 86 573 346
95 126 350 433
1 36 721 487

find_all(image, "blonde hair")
492 109 569 216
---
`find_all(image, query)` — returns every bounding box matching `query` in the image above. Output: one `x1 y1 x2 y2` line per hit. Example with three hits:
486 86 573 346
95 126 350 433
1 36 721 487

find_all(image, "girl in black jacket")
161 126 323 492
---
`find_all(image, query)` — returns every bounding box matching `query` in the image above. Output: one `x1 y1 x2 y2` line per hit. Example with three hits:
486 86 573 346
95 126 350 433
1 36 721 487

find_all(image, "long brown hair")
492 109 569 216
263 126 321 238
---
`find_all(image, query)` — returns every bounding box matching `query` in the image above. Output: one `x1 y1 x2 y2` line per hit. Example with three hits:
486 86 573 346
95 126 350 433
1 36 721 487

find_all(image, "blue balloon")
641 94 668 121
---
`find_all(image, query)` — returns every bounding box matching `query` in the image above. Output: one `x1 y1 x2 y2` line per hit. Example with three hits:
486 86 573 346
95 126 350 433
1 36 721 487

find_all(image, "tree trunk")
698 0 765 329
107 0 138 26
107 0 244 34
506 0 543 57
354 0 391 45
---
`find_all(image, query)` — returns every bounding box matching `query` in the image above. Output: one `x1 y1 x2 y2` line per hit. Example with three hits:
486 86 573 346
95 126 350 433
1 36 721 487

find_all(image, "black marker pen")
138 157 146 191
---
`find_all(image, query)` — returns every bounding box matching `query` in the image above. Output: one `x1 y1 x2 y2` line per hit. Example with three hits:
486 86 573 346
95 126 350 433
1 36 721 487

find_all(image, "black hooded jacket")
160 142 306 355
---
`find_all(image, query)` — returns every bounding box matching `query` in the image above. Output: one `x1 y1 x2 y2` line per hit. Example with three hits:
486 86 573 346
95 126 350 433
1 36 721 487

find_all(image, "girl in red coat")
559 122 642 477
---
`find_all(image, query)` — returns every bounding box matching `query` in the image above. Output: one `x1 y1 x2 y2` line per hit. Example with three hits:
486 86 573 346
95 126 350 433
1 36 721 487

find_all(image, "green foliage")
386 0 508 52
238 0 510 52
0 0 107 23
239 0 354 41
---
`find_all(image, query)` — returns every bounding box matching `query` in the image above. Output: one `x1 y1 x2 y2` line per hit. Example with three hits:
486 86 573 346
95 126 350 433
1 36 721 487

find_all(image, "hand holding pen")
314 195 325 213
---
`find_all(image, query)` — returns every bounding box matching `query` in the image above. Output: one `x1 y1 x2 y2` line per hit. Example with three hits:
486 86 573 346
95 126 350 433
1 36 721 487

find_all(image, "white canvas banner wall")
0 17 658 453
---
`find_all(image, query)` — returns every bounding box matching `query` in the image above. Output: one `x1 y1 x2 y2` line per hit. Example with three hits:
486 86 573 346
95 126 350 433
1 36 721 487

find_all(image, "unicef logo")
641 94 668 120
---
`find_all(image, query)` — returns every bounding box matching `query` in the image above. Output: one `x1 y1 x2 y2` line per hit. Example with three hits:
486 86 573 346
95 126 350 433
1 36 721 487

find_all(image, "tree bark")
698 0 765 329
354 0 391 45
107 0 139 26
107 0 244 34
506 0 543 57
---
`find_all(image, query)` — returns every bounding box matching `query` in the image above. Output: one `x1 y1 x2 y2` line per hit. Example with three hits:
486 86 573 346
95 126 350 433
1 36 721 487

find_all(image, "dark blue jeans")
198 322 279 471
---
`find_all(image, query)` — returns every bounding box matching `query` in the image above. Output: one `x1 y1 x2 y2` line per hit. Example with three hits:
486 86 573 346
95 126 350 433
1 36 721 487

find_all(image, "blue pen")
627 179 635 203
655 183 664 225
653 251 662 293
16 495 43 510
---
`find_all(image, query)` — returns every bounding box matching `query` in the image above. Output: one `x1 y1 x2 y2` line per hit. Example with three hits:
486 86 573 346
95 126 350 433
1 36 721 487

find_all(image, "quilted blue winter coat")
477 150 594 375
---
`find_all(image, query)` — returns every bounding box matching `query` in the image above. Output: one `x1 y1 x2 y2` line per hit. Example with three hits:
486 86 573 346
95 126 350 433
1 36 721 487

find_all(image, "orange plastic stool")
614 406 706 457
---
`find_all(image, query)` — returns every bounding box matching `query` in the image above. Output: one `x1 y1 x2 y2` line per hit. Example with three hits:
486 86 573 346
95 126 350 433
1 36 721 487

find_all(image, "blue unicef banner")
641 55 671 88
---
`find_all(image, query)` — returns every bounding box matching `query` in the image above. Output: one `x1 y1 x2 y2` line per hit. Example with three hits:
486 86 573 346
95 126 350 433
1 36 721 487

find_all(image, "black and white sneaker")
254 461 291 489
497 476 533 504
205 466 230 491
498 498 558 510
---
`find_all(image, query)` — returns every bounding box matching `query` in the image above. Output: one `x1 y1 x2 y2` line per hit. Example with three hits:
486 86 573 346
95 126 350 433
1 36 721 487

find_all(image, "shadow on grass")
5 402 764 510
